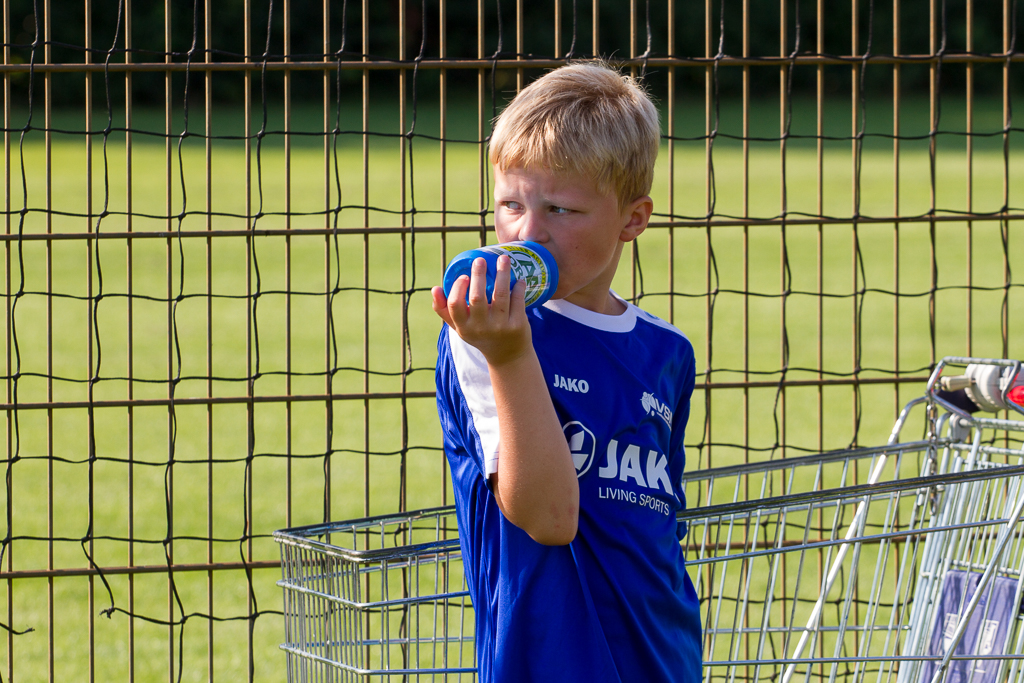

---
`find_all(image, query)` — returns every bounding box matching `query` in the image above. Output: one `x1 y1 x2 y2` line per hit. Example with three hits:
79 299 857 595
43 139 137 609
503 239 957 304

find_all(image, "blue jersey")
435 296 702 683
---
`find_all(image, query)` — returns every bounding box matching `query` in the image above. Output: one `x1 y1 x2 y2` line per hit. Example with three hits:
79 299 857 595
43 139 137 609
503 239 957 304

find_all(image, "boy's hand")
431 255 531 367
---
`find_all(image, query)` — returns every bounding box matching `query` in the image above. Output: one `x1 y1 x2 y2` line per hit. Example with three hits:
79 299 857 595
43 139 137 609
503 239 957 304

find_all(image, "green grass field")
0 99 1022 680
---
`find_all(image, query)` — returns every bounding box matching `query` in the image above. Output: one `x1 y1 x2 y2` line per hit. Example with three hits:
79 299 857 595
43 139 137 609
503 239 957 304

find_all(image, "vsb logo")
563 421 596 477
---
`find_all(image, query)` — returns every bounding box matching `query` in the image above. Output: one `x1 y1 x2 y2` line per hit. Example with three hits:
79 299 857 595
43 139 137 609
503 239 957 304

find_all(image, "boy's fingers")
467 257 489 307
491 255 512 313
446 276 471 325
431 285 456 327
509 278 527 311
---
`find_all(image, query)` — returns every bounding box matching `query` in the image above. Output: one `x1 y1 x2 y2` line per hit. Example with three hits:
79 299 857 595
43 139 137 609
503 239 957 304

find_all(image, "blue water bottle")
442 241 559 309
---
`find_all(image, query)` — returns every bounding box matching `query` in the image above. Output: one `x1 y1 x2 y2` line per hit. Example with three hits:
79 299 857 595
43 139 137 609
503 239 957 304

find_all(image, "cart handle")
926 356 1024 419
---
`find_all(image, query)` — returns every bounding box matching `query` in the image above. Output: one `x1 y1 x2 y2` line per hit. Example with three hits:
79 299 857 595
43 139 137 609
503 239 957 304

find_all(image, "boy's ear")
619 195 653 243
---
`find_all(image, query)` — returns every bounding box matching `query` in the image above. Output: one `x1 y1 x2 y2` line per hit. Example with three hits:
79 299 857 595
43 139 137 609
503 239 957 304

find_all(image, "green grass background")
0 96 1022 681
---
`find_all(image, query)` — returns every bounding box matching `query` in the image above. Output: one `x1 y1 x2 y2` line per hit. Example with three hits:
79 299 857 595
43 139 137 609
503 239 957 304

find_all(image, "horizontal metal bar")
964 444 1024 457
648 212 1024 229
682 459 1024 520
0 559 280 580
277 533 461 565
941 356 1020 368
700 375 930 390
682 439 936 482
0 376 930 413
970 417 1024 432
277 578 469 610
682 537 815 553
0 391 437 412
704 654 1024 666
704 624 908 636
277 644 476 677
283 635 475 650
684 516 1007 566
2 51 1023 74
276 505 458 538
2 226 489 242
2 213 1020 244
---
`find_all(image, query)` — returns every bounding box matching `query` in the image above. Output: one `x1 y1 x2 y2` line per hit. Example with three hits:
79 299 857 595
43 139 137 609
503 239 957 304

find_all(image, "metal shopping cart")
275 357 1024 683
274 506 475 681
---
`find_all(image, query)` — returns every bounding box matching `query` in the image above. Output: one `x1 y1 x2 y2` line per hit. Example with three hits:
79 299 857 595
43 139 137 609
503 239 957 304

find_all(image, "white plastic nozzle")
939 375 972 392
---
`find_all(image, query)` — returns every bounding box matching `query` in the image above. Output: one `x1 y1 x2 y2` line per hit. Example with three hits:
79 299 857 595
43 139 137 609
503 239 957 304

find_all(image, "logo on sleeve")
641 391 673 428
562 421 596 477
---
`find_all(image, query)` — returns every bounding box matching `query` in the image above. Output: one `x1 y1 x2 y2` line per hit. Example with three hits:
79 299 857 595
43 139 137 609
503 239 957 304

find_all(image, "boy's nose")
517 212 548 243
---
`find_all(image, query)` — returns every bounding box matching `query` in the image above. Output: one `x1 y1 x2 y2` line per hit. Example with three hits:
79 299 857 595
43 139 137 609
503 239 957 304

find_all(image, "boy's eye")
550 206 571 215
501 200 524 211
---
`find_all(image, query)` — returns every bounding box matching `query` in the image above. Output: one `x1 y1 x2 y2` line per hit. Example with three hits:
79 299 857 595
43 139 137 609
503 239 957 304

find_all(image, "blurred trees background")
4 0 1019 106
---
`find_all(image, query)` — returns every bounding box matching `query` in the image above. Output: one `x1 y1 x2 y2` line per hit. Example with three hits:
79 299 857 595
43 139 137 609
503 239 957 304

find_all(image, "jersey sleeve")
435 325 501 477
670 339 697 540
669 343 696 464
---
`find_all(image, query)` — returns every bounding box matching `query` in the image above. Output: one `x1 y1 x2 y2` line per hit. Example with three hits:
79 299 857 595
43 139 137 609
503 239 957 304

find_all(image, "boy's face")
493 165 652 315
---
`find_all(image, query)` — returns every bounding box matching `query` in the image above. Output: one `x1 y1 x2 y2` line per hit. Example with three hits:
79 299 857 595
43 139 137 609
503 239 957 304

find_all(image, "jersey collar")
541 292 637 332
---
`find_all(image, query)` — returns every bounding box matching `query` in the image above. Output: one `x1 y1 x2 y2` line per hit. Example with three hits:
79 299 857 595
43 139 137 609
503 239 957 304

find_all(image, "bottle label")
482 243 553 307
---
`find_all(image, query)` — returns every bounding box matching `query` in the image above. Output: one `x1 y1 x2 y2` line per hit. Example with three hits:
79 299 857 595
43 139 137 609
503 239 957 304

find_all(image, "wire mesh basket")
686 356 1024 683
274 506 475 681
275 357 1024 682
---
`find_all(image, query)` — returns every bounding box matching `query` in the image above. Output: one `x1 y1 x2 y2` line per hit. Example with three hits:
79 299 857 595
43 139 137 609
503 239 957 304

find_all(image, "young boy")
432 62 702 682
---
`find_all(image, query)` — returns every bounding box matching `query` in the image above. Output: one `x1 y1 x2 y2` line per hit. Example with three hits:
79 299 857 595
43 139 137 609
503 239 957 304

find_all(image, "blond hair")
489 61 660 209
